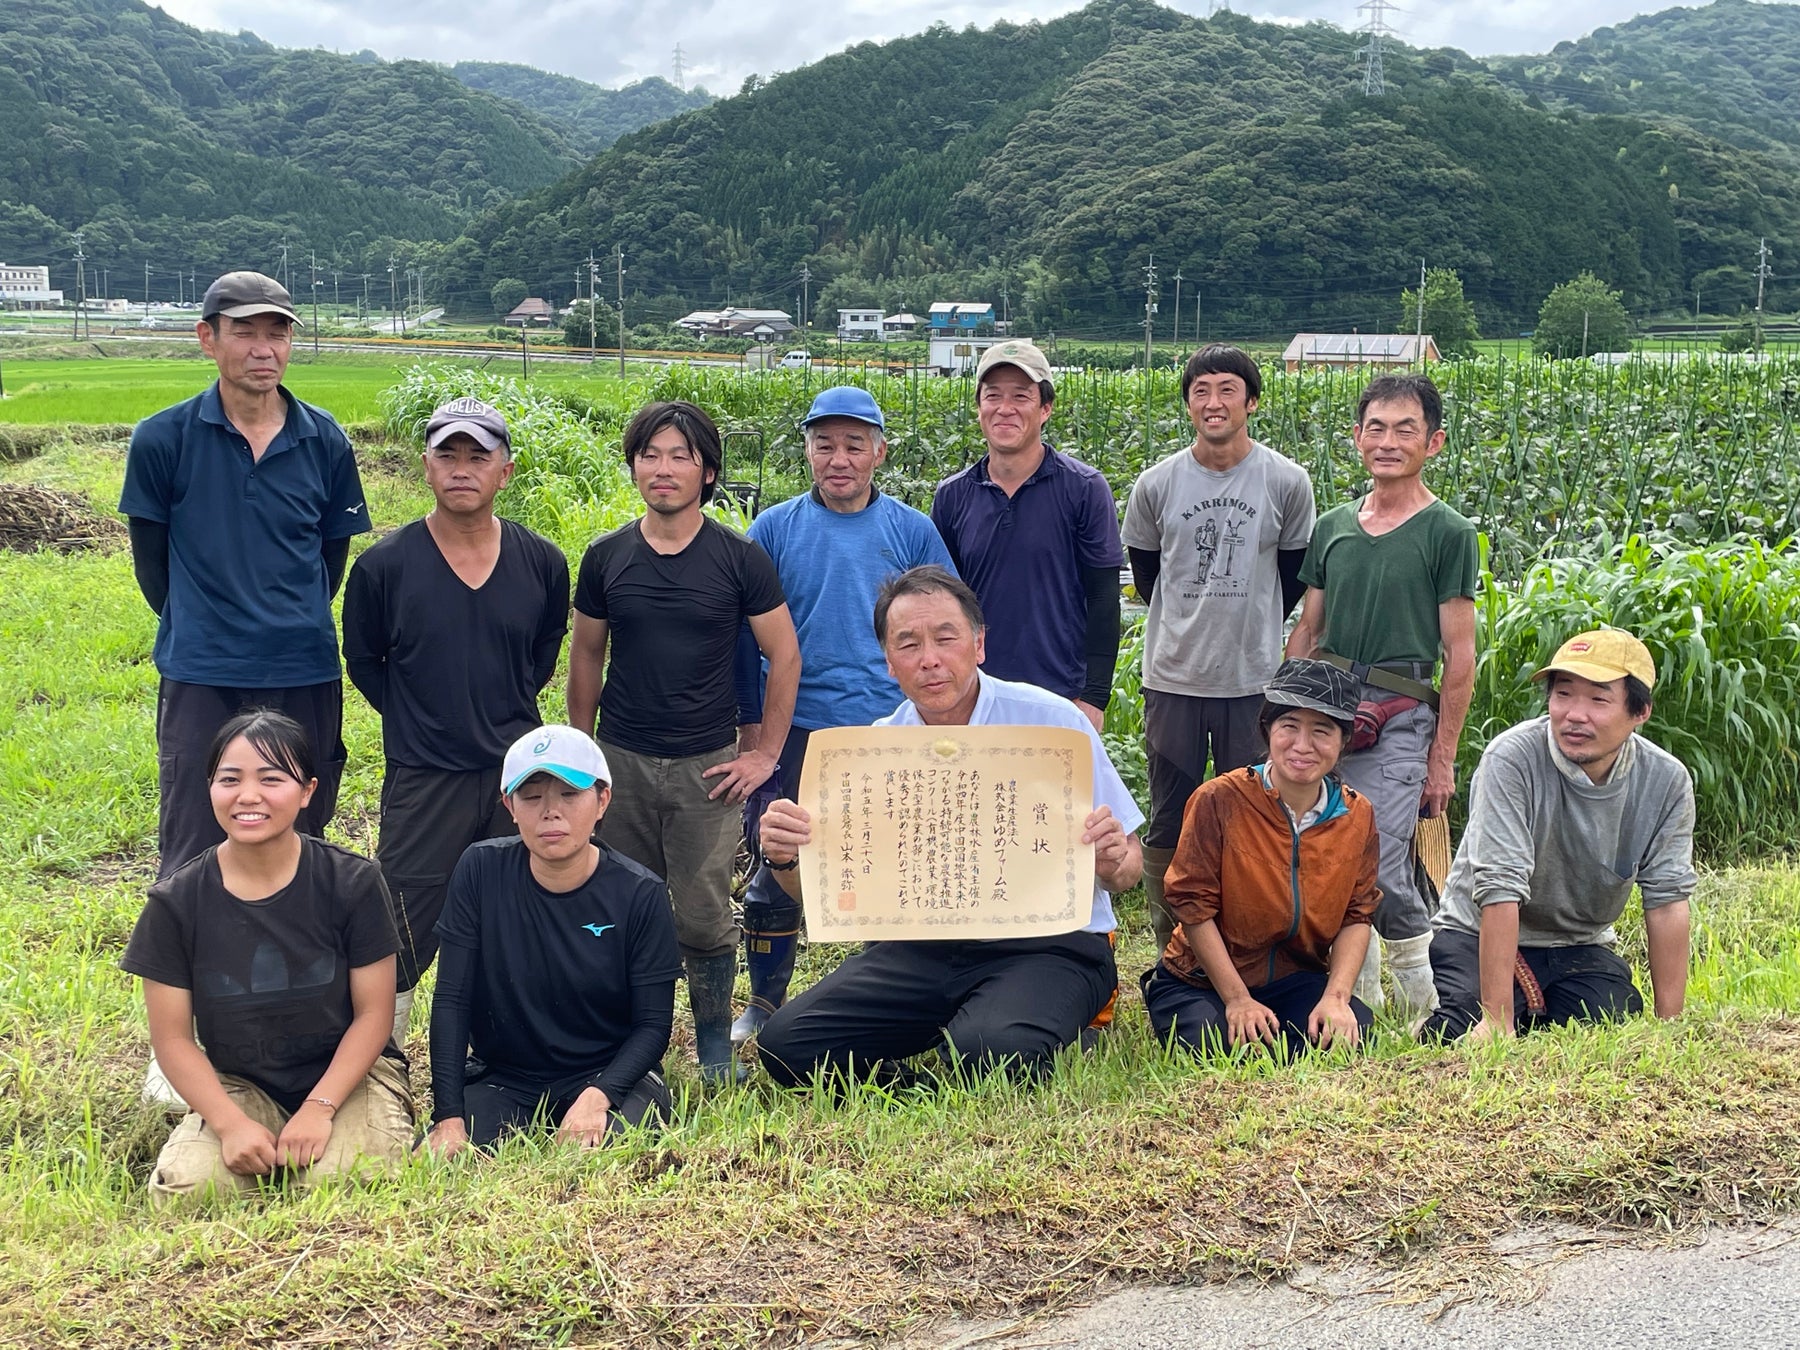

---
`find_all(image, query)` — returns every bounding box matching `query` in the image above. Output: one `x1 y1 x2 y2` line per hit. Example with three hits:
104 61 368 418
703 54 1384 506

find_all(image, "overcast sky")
149 0 1702 91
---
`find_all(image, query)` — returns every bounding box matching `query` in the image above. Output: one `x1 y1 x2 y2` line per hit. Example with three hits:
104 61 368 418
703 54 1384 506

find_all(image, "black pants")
377 763 516 990
1141 963 1373 1057
1143 690 1265 847
155 677 346 877
757 931 1117 1087
460 1067 672 1149
742 725 812 935
1421 927 1644 1040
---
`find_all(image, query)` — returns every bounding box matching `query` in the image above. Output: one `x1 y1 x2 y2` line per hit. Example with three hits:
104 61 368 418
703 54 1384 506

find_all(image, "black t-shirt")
342 518 570 771
120 838 402 1113
434 838 684 1087
573 517 785 758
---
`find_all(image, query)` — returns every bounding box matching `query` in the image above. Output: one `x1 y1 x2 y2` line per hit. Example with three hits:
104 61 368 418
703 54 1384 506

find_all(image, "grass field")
0 436 1796 1346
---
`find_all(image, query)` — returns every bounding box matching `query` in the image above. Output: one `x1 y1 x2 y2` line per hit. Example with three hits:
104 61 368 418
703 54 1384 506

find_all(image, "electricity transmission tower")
1358 0 1399 97
672 44 687 91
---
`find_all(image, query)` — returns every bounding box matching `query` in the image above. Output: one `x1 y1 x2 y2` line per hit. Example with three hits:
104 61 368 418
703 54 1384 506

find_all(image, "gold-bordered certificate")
796 724 1094 941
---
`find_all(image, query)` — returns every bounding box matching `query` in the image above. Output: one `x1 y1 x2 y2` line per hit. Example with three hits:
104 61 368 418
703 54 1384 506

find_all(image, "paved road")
929 1221 1800 1350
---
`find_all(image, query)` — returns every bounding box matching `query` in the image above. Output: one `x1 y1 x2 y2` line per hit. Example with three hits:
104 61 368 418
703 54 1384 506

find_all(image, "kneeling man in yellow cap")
1421 629 1696 1043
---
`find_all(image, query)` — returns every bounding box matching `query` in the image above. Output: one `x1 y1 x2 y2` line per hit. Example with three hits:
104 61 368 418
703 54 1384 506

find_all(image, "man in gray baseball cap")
344 394 569 1042
121 265 371 1108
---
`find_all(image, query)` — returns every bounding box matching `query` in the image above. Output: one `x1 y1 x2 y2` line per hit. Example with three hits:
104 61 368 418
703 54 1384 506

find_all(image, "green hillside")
450 66 713 155
439 0 1800 336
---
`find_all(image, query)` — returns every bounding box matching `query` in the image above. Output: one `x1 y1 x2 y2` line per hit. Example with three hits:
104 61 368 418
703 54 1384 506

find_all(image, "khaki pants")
148 1056 414 1207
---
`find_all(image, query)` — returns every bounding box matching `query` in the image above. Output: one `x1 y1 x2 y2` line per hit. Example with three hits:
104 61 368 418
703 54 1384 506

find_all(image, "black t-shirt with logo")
433 838 684 1097
573 517 785 758
121 837 403 1113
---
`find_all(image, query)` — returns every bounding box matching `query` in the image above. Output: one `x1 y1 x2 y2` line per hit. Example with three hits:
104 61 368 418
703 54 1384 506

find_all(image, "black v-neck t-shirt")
121 837 402 1113
573 517 784 758
343 518 570 771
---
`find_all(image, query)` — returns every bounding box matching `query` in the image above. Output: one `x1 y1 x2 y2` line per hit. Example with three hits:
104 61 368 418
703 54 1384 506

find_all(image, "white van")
779 350 812 369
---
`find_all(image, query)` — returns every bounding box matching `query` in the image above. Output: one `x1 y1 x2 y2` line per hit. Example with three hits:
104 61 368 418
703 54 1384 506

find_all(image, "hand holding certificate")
794 724 1095 941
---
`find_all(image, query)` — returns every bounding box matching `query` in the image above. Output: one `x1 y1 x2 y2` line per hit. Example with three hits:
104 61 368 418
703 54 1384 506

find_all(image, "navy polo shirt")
119 382 370 688
930 444 1124 701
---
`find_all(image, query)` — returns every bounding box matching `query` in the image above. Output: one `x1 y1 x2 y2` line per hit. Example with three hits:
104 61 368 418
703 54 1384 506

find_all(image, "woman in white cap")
1141 659 1381 1057
422 726 682 1155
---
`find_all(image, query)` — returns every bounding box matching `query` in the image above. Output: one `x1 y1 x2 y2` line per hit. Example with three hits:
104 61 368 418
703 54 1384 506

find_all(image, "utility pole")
143 262 152 320
310 249 320 357
1171 268 1184 348
72 231 86 340
1142 252 1158 369
1357 0 1395 97
278 237 290 294
1194 287 1202 344
1582 309 1590 359
616 245 627 376
799 261 811 331
388 256 404 337
999 278 1010 331
332 268 341 309
1694 283 1701 343
1415 257 1426 362
361 272 371 319
588 252 600 362
1755 236 1772 350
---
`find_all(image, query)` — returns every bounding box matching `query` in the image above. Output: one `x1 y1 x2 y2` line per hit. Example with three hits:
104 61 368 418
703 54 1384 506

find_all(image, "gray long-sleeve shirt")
1435 716 1697 947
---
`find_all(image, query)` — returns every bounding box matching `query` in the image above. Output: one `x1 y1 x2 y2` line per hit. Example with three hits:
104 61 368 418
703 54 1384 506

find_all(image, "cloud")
148 0 1675 89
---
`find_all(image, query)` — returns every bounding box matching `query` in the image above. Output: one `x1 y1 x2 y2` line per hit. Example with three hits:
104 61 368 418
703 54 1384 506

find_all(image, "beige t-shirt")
1122 440 1315 698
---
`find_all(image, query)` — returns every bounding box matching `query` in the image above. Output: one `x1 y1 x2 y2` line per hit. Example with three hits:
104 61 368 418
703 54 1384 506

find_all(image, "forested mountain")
450 66 713 156
0 0 692 294
439 0 1800 336
1488 0 1800 165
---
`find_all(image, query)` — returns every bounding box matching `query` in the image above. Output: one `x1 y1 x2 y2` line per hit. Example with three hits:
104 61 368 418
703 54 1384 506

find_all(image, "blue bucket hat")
800 386 886 432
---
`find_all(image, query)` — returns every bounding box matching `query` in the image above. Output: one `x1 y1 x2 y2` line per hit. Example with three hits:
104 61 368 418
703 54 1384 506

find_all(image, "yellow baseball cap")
1532 629 1656 688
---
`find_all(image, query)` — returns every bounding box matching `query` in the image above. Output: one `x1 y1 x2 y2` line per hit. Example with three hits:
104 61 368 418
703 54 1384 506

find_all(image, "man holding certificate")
754 566 1144 1087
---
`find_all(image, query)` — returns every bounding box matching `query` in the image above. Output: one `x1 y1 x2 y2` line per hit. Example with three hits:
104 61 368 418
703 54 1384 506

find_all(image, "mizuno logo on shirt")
582 923 616 938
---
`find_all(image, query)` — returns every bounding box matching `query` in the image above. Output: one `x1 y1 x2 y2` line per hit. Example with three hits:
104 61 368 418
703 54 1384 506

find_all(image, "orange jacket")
1161 766 1380 991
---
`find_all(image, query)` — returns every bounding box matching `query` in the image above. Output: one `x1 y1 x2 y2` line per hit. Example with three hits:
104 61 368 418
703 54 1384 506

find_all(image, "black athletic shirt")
429 838 683 1122
573 517 785 758
121 837 403 1113
342 518 570 771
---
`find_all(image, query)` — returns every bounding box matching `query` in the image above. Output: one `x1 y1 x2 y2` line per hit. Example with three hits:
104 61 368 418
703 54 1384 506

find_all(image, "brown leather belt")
1318 653 1440 710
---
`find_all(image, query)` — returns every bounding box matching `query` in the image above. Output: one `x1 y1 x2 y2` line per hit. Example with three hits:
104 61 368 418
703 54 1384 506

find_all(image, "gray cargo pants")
1334 691 1436 940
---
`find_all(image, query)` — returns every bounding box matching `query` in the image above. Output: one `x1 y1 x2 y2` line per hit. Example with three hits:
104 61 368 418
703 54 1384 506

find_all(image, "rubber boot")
142 1056 188 1115
687 952 747 1085
1142 844 1178 955
731 900 800 1045
1386 932 1440 1027
391 987 415 1051
1353 934 1386 1013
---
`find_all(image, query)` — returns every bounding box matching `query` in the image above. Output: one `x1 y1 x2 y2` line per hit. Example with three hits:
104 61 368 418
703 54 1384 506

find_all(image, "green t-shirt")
1298 498 1478 666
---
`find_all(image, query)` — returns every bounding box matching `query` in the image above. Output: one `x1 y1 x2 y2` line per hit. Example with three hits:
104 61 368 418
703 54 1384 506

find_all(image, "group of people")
116 271 1696 1204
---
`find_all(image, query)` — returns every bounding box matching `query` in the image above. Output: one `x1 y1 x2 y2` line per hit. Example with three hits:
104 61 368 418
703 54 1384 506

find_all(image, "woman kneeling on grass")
123 711 413 1205
1141 660 1380 1057
422 727 682 1157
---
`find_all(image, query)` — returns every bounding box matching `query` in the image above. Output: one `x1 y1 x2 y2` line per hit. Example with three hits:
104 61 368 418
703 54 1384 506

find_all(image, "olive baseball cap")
502 725 611 795
201 271 302 325
1533 629 1657 689
975 339 1054 391
426 397 511 454
1263 659 1361 731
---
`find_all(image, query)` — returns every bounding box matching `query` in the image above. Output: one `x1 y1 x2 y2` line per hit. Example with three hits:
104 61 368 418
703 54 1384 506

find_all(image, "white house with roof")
1281 333 1440 371
0 263 63 308
675 307 796 338
836 307 883 341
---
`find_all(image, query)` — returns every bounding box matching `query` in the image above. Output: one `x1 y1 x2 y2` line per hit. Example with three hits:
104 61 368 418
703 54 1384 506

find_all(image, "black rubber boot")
731 883 801 1045
687 952 747 1085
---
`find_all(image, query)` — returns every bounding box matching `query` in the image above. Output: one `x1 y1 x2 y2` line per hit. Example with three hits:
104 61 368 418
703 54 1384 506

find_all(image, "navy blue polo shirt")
930 444 1124 701
120 383 370 688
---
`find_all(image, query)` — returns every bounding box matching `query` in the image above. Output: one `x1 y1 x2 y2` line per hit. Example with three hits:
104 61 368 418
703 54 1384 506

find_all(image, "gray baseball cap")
201 271 301 325
1263 659 1361 732
426 397 510 454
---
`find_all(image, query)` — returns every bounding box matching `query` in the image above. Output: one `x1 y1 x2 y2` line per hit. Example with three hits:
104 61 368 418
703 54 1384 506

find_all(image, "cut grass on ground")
0 435 1796 1347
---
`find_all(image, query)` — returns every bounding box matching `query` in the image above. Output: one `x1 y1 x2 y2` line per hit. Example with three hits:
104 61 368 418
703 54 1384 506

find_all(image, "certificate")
795 724 1094 941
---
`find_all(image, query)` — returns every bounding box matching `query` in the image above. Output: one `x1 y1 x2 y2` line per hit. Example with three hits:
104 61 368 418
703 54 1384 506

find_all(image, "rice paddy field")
0 349 1797 1346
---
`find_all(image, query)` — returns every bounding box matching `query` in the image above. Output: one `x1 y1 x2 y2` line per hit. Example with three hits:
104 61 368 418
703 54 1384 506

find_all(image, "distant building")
674 307 796 338
927 302 995 334
1281 333 1440 371
883 312 923 335
504 298 556 327
0 263 63 309
837 308 884 341
928 334 998 377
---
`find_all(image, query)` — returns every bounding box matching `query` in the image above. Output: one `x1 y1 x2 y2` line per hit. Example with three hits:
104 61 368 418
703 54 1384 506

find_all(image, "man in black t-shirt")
343 397 570 1042
567 400 801 1084
424 726 683 1154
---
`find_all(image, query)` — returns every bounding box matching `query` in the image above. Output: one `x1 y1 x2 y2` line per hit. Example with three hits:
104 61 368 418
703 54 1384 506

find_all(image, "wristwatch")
766 855 800 872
